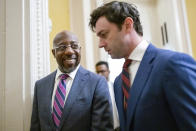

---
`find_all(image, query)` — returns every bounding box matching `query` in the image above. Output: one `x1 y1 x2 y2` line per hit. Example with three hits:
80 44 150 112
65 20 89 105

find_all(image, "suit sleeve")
91 77 113 131
30 82 41 131
164 53 196 130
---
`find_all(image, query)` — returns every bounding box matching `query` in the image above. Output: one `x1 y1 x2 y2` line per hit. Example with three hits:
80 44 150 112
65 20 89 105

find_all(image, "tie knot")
123 59 132 68
60 74 69 80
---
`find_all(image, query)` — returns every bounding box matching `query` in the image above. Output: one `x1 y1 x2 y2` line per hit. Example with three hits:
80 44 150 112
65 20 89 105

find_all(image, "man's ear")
124 17 134 32
52 49 56 58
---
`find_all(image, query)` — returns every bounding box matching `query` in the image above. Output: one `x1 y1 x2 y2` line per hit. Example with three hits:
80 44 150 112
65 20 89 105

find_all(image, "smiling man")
30 30 113 131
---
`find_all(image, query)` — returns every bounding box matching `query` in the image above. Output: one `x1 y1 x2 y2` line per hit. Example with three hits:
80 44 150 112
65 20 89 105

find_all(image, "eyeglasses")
53 41 80 51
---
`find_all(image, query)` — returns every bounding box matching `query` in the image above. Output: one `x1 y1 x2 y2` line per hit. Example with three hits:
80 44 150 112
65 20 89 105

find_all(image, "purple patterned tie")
122 59 132 110
53 74 69 129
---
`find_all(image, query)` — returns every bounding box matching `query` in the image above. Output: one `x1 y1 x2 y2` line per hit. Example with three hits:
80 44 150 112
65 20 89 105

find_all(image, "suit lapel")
45 71 57 129
59 66 88 129
114 76 126 130
126 44 157 129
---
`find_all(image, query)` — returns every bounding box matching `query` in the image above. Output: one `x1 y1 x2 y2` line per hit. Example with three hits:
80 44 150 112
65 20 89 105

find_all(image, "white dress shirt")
128 40 149 86
51 65 80 110
108 81 120 129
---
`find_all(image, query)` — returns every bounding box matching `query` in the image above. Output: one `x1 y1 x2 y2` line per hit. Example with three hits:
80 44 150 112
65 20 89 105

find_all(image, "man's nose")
64 46 75 54
99 39 106 48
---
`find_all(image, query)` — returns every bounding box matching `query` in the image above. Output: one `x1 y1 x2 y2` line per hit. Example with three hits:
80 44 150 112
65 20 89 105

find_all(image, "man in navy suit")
30 30 113 131
89 1 196 131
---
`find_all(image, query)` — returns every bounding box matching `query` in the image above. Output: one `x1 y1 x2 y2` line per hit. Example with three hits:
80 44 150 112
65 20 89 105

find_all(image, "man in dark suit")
30 30 113 131
89 1 196 131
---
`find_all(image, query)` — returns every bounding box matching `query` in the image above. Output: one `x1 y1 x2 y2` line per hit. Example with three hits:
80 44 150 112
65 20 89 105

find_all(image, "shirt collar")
128 40 149 61
55 64 80 80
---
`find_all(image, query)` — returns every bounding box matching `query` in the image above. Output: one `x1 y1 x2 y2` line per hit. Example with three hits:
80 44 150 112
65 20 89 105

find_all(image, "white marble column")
0 0 6 130
3 0 26 130
0 0 50 130
172 0 192 55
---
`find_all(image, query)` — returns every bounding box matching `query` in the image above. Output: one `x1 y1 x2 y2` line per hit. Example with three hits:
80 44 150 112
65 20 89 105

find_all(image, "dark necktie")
121 59 132 110
53 74 69 129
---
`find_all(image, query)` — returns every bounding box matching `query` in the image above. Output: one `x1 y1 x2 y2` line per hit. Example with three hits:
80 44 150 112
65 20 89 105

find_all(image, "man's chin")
111 55 120 59
62 66 74 73
60 63 78 73
59 61 79 73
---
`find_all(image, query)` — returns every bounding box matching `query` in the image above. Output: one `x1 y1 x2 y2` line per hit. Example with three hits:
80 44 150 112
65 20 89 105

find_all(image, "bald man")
30 30 113 131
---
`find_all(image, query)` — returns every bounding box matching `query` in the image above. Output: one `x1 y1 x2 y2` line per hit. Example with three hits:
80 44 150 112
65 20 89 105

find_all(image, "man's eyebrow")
97 30 104 37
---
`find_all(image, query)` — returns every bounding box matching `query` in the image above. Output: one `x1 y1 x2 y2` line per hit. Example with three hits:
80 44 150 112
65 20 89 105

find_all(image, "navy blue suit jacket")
114 44 196 131
30 66 113 131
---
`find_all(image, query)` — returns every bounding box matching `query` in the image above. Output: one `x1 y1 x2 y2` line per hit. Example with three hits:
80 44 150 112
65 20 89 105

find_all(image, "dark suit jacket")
30 66 113 131
114 44 196 131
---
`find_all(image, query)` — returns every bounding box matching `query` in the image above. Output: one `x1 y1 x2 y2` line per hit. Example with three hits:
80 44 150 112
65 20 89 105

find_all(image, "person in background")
30 30 113 131
89 1 196 131
95 61 120 131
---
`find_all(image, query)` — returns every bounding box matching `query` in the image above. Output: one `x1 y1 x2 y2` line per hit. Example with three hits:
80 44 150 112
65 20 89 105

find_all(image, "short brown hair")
89 1 143 36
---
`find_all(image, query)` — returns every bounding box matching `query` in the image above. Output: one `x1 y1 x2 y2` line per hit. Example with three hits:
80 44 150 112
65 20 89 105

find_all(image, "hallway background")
0 0 195 130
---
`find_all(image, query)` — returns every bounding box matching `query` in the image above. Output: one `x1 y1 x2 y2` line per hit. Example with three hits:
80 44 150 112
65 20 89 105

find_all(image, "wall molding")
30 0 50 95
